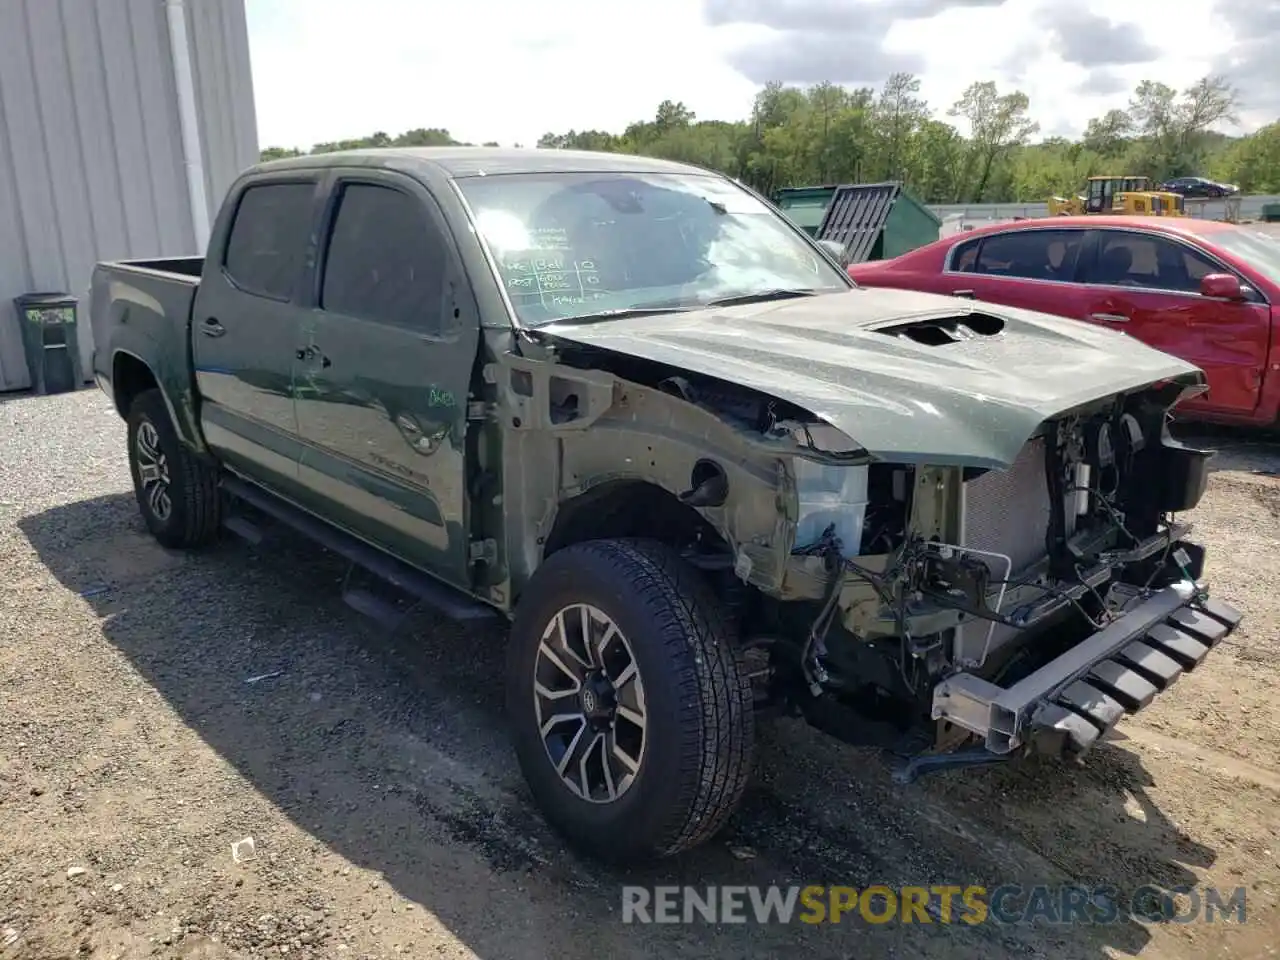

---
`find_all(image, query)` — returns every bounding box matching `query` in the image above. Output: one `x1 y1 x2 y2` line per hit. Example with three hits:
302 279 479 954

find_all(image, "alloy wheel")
533 603 648 803
135 420 173 522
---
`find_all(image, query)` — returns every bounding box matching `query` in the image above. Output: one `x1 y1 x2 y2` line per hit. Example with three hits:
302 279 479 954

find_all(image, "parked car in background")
848 215 1280 427
1157 176 1239 198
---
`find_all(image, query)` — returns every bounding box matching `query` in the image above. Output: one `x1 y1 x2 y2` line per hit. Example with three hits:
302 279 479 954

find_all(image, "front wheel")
506 538 754 863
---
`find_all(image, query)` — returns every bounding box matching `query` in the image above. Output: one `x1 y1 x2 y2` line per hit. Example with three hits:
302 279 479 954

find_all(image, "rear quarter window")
223 182 316 300
951 239 980 272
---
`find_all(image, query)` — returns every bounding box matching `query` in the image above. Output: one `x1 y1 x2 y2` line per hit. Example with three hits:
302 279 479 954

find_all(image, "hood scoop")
874 311 1006 347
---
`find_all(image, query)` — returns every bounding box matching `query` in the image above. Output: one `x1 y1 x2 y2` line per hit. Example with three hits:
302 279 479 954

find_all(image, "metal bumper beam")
931 581 1243 756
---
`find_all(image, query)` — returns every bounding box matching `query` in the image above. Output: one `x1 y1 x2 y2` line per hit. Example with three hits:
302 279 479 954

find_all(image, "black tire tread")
525 538 754 858
128 389 221 549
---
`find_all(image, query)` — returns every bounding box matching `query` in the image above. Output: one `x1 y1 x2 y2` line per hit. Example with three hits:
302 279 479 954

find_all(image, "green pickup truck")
89 147 1241 864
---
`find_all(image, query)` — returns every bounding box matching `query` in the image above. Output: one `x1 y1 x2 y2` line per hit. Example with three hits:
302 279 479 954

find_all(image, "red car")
847 215 1280 426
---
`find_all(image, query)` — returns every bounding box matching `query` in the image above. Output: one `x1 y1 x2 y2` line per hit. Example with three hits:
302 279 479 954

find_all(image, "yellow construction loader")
1048 176 1185 217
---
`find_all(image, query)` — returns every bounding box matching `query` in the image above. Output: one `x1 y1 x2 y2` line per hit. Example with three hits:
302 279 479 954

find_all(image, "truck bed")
114 255 205 279
87 258 204 437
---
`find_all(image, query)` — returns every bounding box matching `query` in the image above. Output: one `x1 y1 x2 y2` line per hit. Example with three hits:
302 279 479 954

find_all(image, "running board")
222 514 264 545
342 586 409 629
340 563 421 632
220 475 497 623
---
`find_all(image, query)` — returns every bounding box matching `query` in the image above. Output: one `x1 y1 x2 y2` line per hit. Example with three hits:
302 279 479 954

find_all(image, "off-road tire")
126 388 221 549
506 538 754 863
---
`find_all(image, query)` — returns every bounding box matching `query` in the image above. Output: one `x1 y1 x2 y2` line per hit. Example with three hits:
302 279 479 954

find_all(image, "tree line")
258 74 1280 204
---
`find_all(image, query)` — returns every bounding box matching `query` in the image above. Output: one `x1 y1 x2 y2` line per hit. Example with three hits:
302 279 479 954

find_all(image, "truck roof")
254 147 710 179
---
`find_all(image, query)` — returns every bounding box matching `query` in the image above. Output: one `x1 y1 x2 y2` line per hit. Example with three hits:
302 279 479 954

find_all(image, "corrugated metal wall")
0 0 258 392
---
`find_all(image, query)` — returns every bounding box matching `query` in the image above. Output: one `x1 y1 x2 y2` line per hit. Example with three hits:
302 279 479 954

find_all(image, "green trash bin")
1261 202 1280 223
13 293 84 395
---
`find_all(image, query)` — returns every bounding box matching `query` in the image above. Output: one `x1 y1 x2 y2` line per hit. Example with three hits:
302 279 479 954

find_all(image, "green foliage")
258 74 1275 203
258 127 468 161
258 145 303 161
1214 122 1280 193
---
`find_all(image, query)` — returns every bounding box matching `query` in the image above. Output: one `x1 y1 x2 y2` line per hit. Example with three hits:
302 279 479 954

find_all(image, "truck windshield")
1210 228 1280 287
455 171 851 326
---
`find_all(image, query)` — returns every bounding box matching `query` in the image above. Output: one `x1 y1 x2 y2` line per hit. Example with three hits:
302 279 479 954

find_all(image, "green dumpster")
772 185 837 237
1261 202 1280 223
816 182 942 263
13 293 84 395
774 182 942 263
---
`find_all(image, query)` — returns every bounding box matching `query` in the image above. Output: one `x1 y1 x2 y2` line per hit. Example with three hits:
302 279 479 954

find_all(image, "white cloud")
885 0 1244 137
244 0 1263 150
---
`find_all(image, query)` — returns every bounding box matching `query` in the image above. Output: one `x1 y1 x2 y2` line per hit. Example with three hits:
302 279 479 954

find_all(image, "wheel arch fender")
111 348 207 455
539 477 733 563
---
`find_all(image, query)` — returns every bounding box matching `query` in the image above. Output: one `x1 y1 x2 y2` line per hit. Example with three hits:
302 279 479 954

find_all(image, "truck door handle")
1090 313 1129 323
952 289 976 299
201 317 226 337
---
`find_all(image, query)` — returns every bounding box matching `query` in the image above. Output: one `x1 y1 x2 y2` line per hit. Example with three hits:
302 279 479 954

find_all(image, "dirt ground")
2 390 1278 960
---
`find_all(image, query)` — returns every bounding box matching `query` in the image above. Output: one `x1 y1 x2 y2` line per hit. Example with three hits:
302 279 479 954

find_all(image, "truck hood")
539 286 1204 469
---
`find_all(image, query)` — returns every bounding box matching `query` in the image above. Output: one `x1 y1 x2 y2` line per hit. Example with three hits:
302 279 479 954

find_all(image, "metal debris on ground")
231 837 258 863
244 671 284 685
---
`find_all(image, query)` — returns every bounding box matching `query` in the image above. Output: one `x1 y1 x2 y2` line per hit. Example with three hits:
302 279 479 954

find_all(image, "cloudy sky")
246 0 1275 150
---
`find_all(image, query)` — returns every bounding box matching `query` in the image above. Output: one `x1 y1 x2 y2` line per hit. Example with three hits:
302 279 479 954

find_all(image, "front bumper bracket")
931 581 1242 757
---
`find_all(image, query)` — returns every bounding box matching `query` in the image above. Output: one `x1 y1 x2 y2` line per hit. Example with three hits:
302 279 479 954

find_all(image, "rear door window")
1079 232 1221 294
961 230 1084 281
320 183 448 335
223 182 316 300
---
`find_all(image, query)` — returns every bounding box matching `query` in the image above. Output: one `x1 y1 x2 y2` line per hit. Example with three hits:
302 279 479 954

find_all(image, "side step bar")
220 474 497 623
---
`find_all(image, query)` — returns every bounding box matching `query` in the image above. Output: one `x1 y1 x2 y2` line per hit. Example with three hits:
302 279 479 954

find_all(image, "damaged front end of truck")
773 385 1241 781
503 289 1243 781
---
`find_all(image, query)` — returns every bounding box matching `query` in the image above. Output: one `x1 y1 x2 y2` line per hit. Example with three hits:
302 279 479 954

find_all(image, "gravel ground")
2 389 1279 960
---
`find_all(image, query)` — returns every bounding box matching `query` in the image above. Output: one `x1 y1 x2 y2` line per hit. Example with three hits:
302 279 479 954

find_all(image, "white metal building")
0 0 259 392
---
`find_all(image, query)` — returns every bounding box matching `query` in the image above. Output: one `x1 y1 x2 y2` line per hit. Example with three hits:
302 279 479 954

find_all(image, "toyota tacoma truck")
89 147 1242 864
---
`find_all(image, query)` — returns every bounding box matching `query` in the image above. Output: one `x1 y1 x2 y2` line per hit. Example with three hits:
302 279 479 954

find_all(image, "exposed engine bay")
757 388 1218 757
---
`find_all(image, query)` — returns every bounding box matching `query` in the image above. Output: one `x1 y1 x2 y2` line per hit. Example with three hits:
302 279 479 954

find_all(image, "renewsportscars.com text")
620 884 1248 926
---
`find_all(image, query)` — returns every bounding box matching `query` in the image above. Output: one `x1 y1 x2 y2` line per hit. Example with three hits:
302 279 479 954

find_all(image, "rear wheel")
126 389 221 549
506 538 754 863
